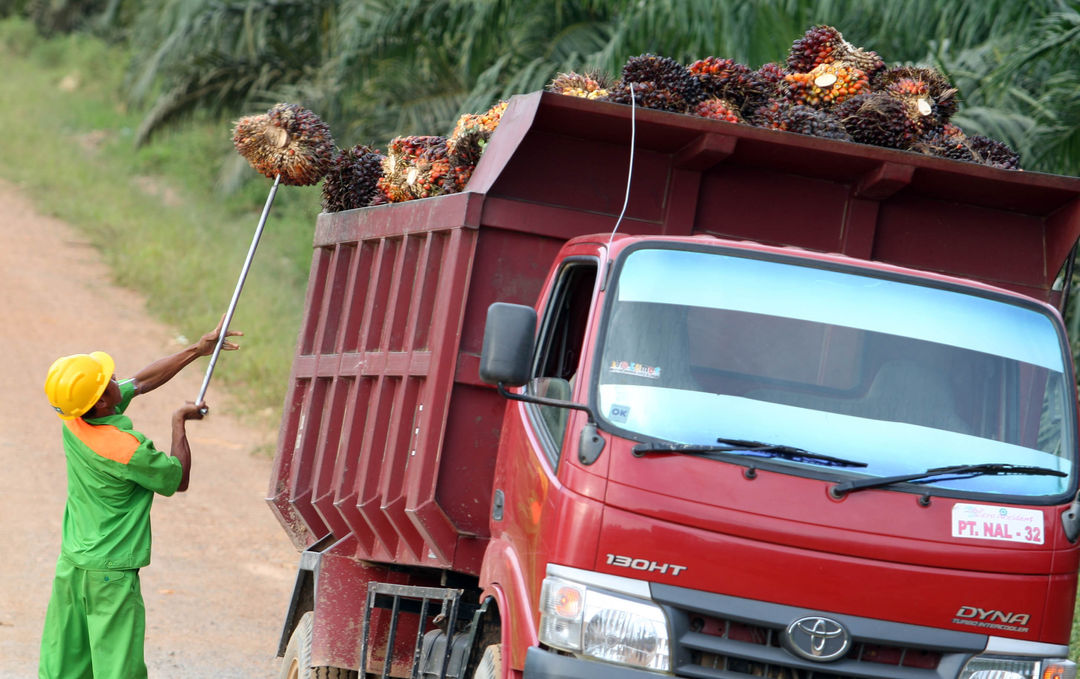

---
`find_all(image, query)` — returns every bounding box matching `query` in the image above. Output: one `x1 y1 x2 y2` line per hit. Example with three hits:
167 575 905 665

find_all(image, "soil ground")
0 178 298 677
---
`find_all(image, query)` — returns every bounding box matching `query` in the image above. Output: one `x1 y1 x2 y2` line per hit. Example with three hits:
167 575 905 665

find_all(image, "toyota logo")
783 616 850 662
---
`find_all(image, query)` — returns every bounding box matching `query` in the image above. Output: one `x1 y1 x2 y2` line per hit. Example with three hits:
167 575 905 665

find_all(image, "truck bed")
267 90 1080 572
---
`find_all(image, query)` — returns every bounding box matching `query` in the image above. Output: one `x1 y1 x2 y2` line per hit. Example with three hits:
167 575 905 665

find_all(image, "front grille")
684 614 942 679
650 584 985 679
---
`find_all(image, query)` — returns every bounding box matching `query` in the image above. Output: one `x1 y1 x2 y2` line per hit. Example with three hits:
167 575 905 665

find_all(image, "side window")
528 260 598 464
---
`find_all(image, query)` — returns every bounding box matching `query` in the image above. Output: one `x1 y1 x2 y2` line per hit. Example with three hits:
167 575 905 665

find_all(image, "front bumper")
524 646 663 678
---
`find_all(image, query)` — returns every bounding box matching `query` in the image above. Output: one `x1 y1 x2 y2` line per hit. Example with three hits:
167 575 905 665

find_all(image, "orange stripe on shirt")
65 419 139 465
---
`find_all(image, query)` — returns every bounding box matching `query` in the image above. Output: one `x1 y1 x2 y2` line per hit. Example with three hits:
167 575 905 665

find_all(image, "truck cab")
481 232 1078 677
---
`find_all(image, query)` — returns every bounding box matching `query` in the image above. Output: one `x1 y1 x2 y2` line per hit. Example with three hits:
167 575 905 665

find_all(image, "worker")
38 319 242 679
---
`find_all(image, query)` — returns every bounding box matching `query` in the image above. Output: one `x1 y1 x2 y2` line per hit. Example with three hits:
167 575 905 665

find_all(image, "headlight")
960 656 1076 679
539 573 670 672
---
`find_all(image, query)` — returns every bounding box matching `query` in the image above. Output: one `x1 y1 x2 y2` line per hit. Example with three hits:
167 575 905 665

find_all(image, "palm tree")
123 0 1078 176
124 0 339 146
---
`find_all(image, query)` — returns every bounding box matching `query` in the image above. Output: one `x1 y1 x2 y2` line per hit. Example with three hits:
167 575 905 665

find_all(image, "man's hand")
195 314 244 357
132 317 244 396
174 401 206 422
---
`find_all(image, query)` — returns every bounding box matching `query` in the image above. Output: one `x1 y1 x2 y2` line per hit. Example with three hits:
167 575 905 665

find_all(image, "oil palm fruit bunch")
379 136 460 202
321 145 385 213
835 93 920 150
786 25 885 78
875 66 958 132
757 62 788 85
547 71 610 100
605 81 687 112
750 101 850 141
693 97 743 124
448 101 509 169
750 100 786 129
912 122 1021 169
607 53 701 112
912 124 974 162
689 57 774 117
783 63 869 109
967 135 1021 170
232 103 335 186
778 105 851 141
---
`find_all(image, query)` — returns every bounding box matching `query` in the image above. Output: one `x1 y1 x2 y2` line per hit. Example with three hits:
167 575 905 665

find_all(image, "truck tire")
281 612 314 679
472 644 501 679
280 611 359 679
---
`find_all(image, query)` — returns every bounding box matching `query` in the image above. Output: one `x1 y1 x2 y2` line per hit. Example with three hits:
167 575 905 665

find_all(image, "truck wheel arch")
479 537 540 672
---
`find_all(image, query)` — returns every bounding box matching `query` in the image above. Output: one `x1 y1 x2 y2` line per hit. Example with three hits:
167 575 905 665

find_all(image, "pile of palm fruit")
549 25 1020 170
231 99 507 212
320 101 507 212
306 24 1019 214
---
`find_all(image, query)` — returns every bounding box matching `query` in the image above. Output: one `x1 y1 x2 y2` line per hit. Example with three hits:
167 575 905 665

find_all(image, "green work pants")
39 557 147 679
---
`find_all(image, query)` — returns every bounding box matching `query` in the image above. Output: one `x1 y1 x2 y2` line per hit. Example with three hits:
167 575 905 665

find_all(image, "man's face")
94 376 122 414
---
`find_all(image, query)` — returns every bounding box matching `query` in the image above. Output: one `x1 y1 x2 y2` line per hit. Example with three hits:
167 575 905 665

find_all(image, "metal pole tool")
195 173 281 411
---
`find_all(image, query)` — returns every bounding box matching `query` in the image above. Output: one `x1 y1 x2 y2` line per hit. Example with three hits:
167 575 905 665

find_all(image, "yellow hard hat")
44 351 116 420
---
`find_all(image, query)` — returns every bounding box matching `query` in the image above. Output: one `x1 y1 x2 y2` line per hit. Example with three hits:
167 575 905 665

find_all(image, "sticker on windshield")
951 503 1044 544
609 404 630 423
609 360 662 380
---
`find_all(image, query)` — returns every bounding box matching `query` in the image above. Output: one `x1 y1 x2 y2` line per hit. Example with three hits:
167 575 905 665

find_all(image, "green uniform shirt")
59 379 182 570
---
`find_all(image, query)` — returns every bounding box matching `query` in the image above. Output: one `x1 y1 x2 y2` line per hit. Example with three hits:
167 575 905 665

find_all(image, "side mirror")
479 303 536 387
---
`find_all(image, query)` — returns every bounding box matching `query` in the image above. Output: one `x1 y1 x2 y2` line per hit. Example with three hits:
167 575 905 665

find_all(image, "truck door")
486 255 602 670
526 258 598 462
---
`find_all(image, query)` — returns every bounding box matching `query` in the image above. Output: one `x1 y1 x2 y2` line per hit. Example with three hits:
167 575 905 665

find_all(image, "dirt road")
0 178 298 677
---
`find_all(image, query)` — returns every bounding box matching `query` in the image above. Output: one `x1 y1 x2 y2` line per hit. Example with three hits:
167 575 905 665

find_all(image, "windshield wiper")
830 463 1068 497
632 438 867 468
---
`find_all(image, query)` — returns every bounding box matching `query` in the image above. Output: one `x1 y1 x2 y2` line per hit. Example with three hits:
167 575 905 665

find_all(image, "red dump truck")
268 91 1080 679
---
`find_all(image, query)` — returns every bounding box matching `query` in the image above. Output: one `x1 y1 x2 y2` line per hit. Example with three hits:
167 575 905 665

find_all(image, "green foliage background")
0 16 321 418
0 0 1079 661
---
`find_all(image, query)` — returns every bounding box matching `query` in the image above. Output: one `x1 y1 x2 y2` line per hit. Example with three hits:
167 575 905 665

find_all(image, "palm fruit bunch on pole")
232 103 335 185
546 72 610 100
604 54 703 113
207 102 334 406
321 145 385 213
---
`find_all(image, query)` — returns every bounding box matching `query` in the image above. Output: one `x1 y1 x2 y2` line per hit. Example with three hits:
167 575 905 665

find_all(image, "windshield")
597 246 1076 499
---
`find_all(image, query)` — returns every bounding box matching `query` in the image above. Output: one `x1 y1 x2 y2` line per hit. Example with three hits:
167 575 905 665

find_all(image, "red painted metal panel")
696 166 849 252
269 187 584 570
596 501 1065 641
310 536 444 672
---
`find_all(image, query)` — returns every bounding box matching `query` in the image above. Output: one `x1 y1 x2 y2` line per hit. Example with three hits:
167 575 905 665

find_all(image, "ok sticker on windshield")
609 404 630 423
951 503 1044 544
